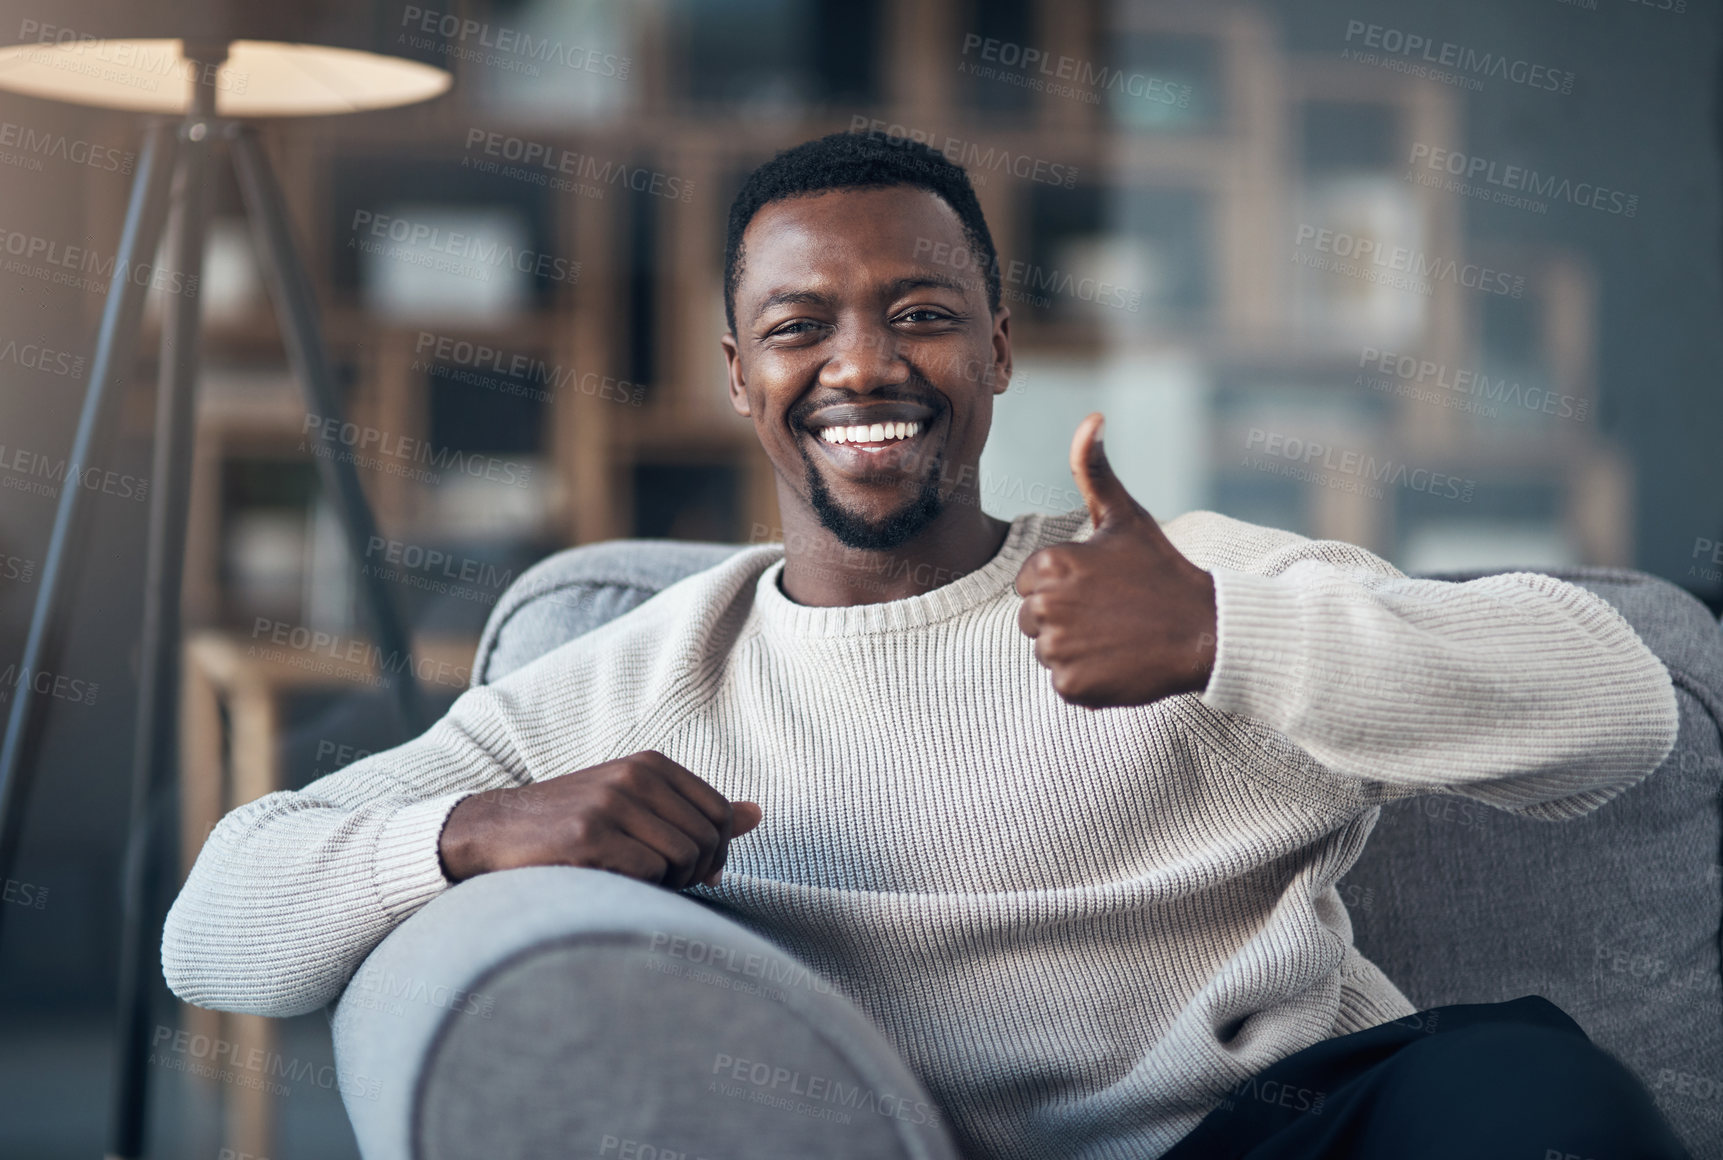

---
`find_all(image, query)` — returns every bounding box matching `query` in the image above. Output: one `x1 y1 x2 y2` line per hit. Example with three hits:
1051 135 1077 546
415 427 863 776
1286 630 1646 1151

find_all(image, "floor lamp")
0 15 452 1158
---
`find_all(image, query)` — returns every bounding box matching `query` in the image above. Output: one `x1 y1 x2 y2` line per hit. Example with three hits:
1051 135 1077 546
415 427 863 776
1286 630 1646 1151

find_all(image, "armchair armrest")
331 866 959 1160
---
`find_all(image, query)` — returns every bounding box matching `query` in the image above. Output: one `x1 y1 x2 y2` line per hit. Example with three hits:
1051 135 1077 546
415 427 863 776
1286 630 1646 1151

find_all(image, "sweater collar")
752 507 1089 638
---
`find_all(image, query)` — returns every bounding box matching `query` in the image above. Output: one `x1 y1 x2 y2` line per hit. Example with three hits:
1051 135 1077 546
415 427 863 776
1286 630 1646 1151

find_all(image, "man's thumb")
1069 413 1137 530
731 801 763 837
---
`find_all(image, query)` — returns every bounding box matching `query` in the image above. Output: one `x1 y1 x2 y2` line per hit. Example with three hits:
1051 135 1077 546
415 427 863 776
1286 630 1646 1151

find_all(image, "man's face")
722 185 1011 552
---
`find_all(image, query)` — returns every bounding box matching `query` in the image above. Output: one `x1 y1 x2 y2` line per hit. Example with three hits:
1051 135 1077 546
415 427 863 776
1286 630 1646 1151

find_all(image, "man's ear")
720 332 751 417
990 306 1013 396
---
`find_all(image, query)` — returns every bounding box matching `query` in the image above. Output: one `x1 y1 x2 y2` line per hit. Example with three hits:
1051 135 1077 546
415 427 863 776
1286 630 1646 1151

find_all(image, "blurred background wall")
0 0 1717 1156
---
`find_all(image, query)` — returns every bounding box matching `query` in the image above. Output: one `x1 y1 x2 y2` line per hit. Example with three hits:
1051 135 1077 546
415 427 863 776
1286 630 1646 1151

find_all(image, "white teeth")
815 420 923 445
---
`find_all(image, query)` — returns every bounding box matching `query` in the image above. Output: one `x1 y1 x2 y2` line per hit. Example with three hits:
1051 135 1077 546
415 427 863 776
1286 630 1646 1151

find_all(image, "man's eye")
898 308 951 324
770 320 822 338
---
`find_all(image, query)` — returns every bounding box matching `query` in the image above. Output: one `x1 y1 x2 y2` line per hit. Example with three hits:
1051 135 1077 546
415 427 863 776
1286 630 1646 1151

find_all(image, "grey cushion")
333 866 961 1160
472 539 746 687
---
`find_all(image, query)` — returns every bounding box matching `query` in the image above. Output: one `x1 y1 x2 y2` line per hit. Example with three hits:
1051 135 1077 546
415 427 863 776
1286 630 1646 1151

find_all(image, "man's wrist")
1188 571 1218 695
437 792 491 883
375 792 481 920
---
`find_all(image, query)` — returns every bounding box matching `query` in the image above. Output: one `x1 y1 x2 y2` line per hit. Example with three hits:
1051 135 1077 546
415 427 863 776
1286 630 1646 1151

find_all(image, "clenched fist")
1014 413 1218 708
438 750 762 890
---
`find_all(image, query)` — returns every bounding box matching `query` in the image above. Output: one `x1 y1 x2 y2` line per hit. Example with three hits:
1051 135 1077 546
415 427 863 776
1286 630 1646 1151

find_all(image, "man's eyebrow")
750 273 974 323
753 288 835 321
888 274 972 298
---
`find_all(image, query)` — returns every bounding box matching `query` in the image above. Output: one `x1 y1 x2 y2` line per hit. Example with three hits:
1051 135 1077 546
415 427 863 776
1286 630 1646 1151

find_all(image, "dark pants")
1161 996 1691 1160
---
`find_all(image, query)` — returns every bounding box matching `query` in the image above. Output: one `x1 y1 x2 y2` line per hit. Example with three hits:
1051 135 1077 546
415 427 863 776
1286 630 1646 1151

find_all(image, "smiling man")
165 133 1690 1159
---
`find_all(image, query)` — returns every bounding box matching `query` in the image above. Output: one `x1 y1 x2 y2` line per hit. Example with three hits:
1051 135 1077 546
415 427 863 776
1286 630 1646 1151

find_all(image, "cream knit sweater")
163 507 1679 1159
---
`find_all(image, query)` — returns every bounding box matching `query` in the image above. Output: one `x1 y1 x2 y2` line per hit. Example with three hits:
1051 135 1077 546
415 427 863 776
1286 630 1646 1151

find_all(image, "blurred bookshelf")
126 0 1625 655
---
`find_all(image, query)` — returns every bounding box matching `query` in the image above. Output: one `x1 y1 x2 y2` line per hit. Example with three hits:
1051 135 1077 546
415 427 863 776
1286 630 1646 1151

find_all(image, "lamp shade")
0 0 453 115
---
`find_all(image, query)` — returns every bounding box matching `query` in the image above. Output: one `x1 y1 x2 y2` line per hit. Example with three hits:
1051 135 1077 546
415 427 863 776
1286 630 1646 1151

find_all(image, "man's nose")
818 324 911 393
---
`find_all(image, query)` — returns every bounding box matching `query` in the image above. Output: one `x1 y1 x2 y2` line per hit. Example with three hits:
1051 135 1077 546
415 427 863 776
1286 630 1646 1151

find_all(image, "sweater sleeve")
161 681 534 1017
1195 545 1679 819
161 549 771 1018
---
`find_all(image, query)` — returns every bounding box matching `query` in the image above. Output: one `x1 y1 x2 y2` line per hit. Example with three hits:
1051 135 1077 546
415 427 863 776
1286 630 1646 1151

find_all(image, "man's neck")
777 506 1013 607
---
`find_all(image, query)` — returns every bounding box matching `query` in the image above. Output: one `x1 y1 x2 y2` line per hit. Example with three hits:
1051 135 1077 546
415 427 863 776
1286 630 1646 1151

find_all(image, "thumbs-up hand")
1014 413 1218 709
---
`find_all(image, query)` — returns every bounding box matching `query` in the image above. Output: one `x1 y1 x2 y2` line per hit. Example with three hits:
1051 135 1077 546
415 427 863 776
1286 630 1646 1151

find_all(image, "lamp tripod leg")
107 110 215 1160
230 128 431 735
0 120 178 907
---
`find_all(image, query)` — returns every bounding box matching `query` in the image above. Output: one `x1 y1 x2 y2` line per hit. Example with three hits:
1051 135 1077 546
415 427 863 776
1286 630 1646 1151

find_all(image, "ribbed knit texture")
163 507 1679 1160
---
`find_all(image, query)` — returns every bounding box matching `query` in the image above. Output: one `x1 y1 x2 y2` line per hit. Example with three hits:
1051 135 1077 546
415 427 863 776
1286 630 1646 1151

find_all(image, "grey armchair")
332 540 1723 1159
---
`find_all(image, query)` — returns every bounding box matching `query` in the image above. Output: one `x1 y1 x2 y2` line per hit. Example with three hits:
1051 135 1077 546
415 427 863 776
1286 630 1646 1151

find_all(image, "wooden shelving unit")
166 0 1624 644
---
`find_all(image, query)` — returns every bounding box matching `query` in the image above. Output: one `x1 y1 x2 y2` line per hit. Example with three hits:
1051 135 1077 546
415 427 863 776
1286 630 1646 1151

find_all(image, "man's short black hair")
723 130 1002 335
